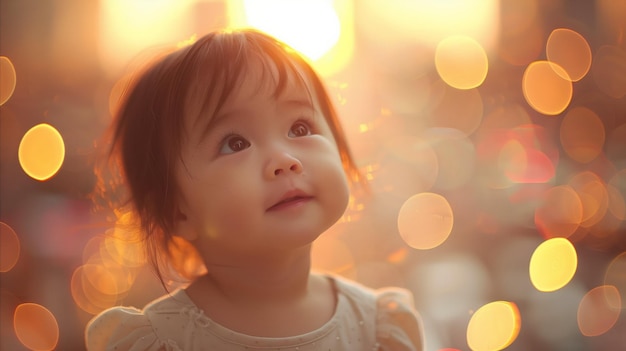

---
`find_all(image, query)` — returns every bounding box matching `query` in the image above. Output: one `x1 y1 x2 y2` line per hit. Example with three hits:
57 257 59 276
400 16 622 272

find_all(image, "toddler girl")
86 28 423 350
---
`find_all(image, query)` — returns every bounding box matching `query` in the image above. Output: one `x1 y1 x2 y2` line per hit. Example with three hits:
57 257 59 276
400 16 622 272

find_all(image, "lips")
267 189 313 211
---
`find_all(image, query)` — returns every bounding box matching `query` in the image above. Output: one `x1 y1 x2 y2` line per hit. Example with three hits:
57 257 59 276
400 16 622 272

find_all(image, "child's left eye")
288 121 312 137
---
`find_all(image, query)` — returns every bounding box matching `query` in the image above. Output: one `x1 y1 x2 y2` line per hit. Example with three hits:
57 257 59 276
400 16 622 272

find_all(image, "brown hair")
94 28 362 285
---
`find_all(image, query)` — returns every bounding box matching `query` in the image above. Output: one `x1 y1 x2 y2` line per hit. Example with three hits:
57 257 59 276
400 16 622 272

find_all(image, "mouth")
267 191 313 211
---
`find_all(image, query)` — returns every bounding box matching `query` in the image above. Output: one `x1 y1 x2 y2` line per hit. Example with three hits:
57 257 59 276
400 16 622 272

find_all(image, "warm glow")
358 0 499 48
242 0 339 60
98 0 195 77
499 23 544 66
577 285 621 336
0 56 17 105
522 61 573 115
529 238 578 292
435 35 489 90
70 264 119 315
312 234 356 278
466 301 521 351
18 123 65 181
397 192 454 250
13 303 59 351
546 28 592 82
105 217 147 268
560 107 605 163
424 129 476 190
0 222 20 272
230 0 354 76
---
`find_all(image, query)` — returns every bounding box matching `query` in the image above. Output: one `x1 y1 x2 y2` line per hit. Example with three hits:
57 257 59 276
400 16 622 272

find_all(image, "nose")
265 151 303 178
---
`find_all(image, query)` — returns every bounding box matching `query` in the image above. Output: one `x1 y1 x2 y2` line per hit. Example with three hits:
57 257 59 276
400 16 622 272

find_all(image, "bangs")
182 30 312 142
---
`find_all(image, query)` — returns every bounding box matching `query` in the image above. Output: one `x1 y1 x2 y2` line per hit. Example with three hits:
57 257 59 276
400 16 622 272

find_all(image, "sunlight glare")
240 0 340 61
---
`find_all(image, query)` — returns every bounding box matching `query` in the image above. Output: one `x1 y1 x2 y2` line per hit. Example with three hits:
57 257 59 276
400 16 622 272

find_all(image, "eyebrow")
194 96 317 145
280 97 315 110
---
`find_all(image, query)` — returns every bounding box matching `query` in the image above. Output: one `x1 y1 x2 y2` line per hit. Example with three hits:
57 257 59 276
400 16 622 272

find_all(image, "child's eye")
288 121 312 137
219 134 250 154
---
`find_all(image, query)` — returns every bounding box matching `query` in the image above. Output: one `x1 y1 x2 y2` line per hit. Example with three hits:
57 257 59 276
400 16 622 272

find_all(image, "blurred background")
1 0 626 350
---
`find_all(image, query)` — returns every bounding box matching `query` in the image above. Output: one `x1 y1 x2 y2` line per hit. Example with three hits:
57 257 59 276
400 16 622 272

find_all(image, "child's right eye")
219 134 250 154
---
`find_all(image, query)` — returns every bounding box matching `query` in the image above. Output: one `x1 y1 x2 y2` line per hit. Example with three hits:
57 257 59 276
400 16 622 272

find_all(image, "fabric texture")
85 275 422 350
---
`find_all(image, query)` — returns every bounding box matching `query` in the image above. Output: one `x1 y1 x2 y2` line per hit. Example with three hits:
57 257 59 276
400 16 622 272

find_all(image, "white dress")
85 275 423 350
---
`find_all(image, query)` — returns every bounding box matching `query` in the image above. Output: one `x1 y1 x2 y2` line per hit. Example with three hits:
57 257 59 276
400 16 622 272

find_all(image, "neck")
193 244 313 304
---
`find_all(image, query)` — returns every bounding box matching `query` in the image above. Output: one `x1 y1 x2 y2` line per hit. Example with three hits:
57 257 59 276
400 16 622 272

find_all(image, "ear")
173 208 198 241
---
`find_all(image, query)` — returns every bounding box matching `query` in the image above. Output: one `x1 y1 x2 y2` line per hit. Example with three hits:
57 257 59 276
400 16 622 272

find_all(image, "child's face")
175 62 350 259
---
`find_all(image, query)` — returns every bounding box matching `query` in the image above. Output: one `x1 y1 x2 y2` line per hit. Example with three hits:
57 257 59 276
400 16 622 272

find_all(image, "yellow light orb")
18 123 65 181
529 237 578 292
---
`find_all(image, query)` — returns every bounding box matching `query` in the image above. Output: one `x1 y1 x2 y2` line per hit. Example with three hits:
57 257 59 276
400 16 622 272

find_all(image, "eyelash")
217 118 316 155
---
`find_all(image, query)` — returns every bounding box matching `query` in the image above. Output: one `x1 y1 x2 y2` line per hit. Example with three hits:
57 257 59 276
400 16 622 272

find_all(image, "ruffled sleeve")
376 288 424 351
85 307 180 351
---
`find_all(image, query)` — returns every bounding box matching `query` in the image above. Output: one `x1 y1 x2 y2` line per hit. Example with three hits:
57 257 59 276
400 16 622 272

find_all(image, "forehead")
187 55 318 138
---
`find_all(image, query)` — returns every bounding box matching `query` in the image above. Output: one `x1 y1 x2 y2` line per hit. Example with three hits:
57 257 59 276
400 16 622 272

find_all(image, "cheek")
318 152 351 212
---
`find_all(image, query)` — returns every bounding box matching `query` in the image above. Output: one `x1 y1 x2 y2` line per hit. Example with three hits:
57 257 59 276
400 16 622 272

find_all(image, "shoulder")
85 290 193 351
330 275 424 351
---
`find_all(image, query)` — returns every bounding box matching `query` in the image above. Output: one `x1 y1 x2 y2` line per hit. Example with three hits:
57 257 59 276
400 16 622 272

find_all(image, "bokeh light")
2 2 626 350
567 171 609 230
70 264 119 315
529 237 578 292
397 192 453 250
0 56 17 106
546 28 592 82
604 252 626 310
0 222 20 273
534 185 583 239
435 35 489 90
608 170 626 221
13 303 59 351
522 61 573 115
18 123 65 181
577 285 621 337
560 107 605 164
466 301 521 351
